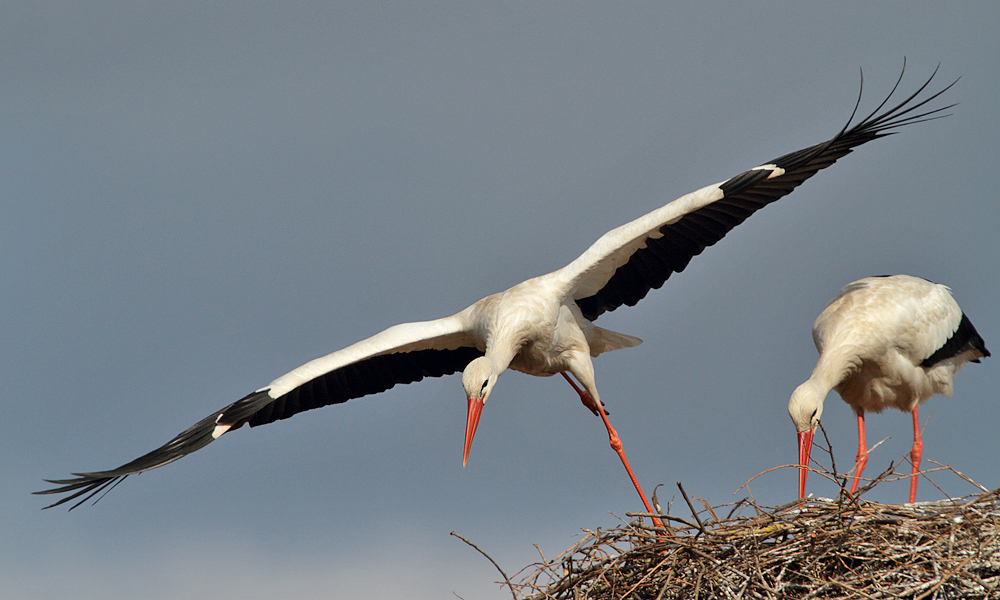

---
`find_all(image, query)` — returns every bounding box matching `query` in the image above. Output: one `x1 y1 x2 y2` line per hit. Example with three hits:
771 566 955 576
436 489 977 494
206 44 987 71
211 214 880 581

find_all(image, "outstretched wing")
562 65 956 321
36 312 482 509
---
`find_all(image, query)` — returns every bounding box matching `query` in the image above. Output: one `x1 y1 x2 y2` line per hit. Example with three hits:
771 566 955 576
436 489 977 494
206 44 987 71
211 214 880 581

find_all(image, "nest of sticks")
458 438 1000 600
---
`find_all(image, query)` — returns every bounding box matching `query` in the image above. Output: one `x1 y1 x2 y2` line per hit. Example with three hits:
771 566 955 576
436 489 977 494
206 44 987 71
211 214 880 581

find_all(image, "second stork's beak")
463 397 485 467
797 428 815 499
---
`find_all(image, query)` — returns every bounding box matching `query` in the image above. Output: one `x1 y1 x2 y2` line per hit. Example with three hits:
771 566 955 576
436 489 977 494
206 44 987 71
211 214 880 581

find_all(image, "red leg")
909 407 923 503
850 409 869 494
560 373 664 529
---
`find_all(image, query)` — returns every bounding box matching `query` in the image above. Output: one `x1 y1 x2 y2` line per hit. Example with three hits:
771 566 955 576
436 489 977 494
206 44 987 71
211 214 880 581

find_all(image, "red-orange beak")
463 397 485 467
797 429 814 499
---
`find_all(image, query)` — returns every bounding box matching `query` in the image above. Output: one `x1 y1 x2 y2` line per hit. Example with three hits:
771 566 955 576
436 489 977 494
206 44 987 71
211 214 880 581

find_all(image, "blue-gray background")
4 3 998 598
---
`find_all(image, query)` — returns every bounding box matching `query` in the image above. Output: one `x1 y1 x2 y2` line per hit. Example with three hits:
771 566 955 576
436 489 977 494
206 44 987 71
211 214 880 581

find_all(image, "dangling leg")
850 409 869 494
560 372 664 529
909 407 923 503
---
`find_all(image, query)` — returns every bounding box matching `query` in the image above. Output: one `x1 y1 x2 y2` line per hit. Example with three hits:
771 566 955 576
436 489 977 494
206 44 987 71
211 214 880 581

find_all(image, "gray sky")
4 3 999 598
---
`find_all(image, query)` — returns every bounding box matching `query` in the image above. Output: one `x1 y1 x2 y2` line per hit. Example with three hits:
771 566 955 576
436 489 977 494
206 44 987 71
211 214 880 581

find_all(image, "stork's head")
461 356 500 467
787 381 825 499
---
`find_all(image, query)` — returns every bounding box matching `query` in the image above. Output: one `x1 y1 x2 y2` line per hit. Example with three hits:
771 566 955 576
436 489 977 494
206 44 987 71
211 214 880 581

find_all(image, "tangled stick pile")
504 467 1000 600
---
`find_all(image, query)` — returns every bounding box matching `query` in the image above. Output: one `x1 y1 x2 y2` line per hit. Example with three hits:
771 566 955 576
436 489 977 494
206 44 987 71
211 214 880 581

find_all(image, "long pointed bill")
463 397 485 467
797 429 815 499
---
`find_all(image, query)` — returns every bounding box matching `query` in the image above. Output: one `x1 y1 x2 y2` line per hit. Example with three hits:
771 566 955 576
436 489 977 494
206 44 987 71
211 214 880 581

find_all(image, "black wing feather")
36 346 483 509
576 64 957 321
921 313 991 368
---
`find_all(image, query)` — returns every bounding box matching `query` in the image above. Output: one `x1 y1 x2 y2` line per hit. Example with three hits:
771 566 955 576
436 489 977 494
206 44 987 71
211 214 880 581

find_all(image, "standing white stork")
39 67 953 512
789 275 989 503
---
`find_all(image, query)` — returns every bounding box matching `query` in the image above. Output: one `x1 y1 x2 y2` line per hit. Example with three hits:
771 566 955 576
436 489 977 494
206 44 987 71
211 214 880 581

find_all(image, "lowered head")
788 380 825 499
461 356 501 467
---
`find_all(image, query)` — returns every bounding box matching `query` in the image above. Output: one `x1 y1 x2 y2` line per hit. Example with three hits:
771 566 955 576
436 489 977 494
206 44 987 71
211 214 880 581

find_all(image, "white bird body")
790 275 989 502
818 276 972 411
40 67 956 510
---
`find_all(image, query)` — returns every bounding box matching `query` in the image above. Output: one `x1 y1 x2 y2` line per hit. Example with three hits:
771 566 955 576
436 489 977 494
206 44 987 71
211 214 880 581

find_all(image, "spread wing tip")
35 475 127 511
767 64 957 173
34 390 272 510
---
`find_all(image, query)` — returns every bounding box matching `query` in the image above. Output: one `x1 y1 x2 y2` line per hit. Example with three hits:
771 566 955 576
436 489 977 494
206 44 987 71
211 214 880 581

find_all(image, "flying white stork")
789 275 989 503
39 67 953 512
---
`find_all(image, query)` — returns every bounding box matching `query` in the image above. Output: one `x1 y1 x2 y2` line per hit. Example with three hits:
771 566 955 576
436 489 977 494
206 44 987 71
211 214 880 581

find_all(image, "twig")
851 460 897 500
920 462 959 504
738 463 841 495
626 512 699 530
677 482 706 535
817 421 840 483
533 543 547 564
696 496 720 522
928 460 991 493
450 531 517 600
